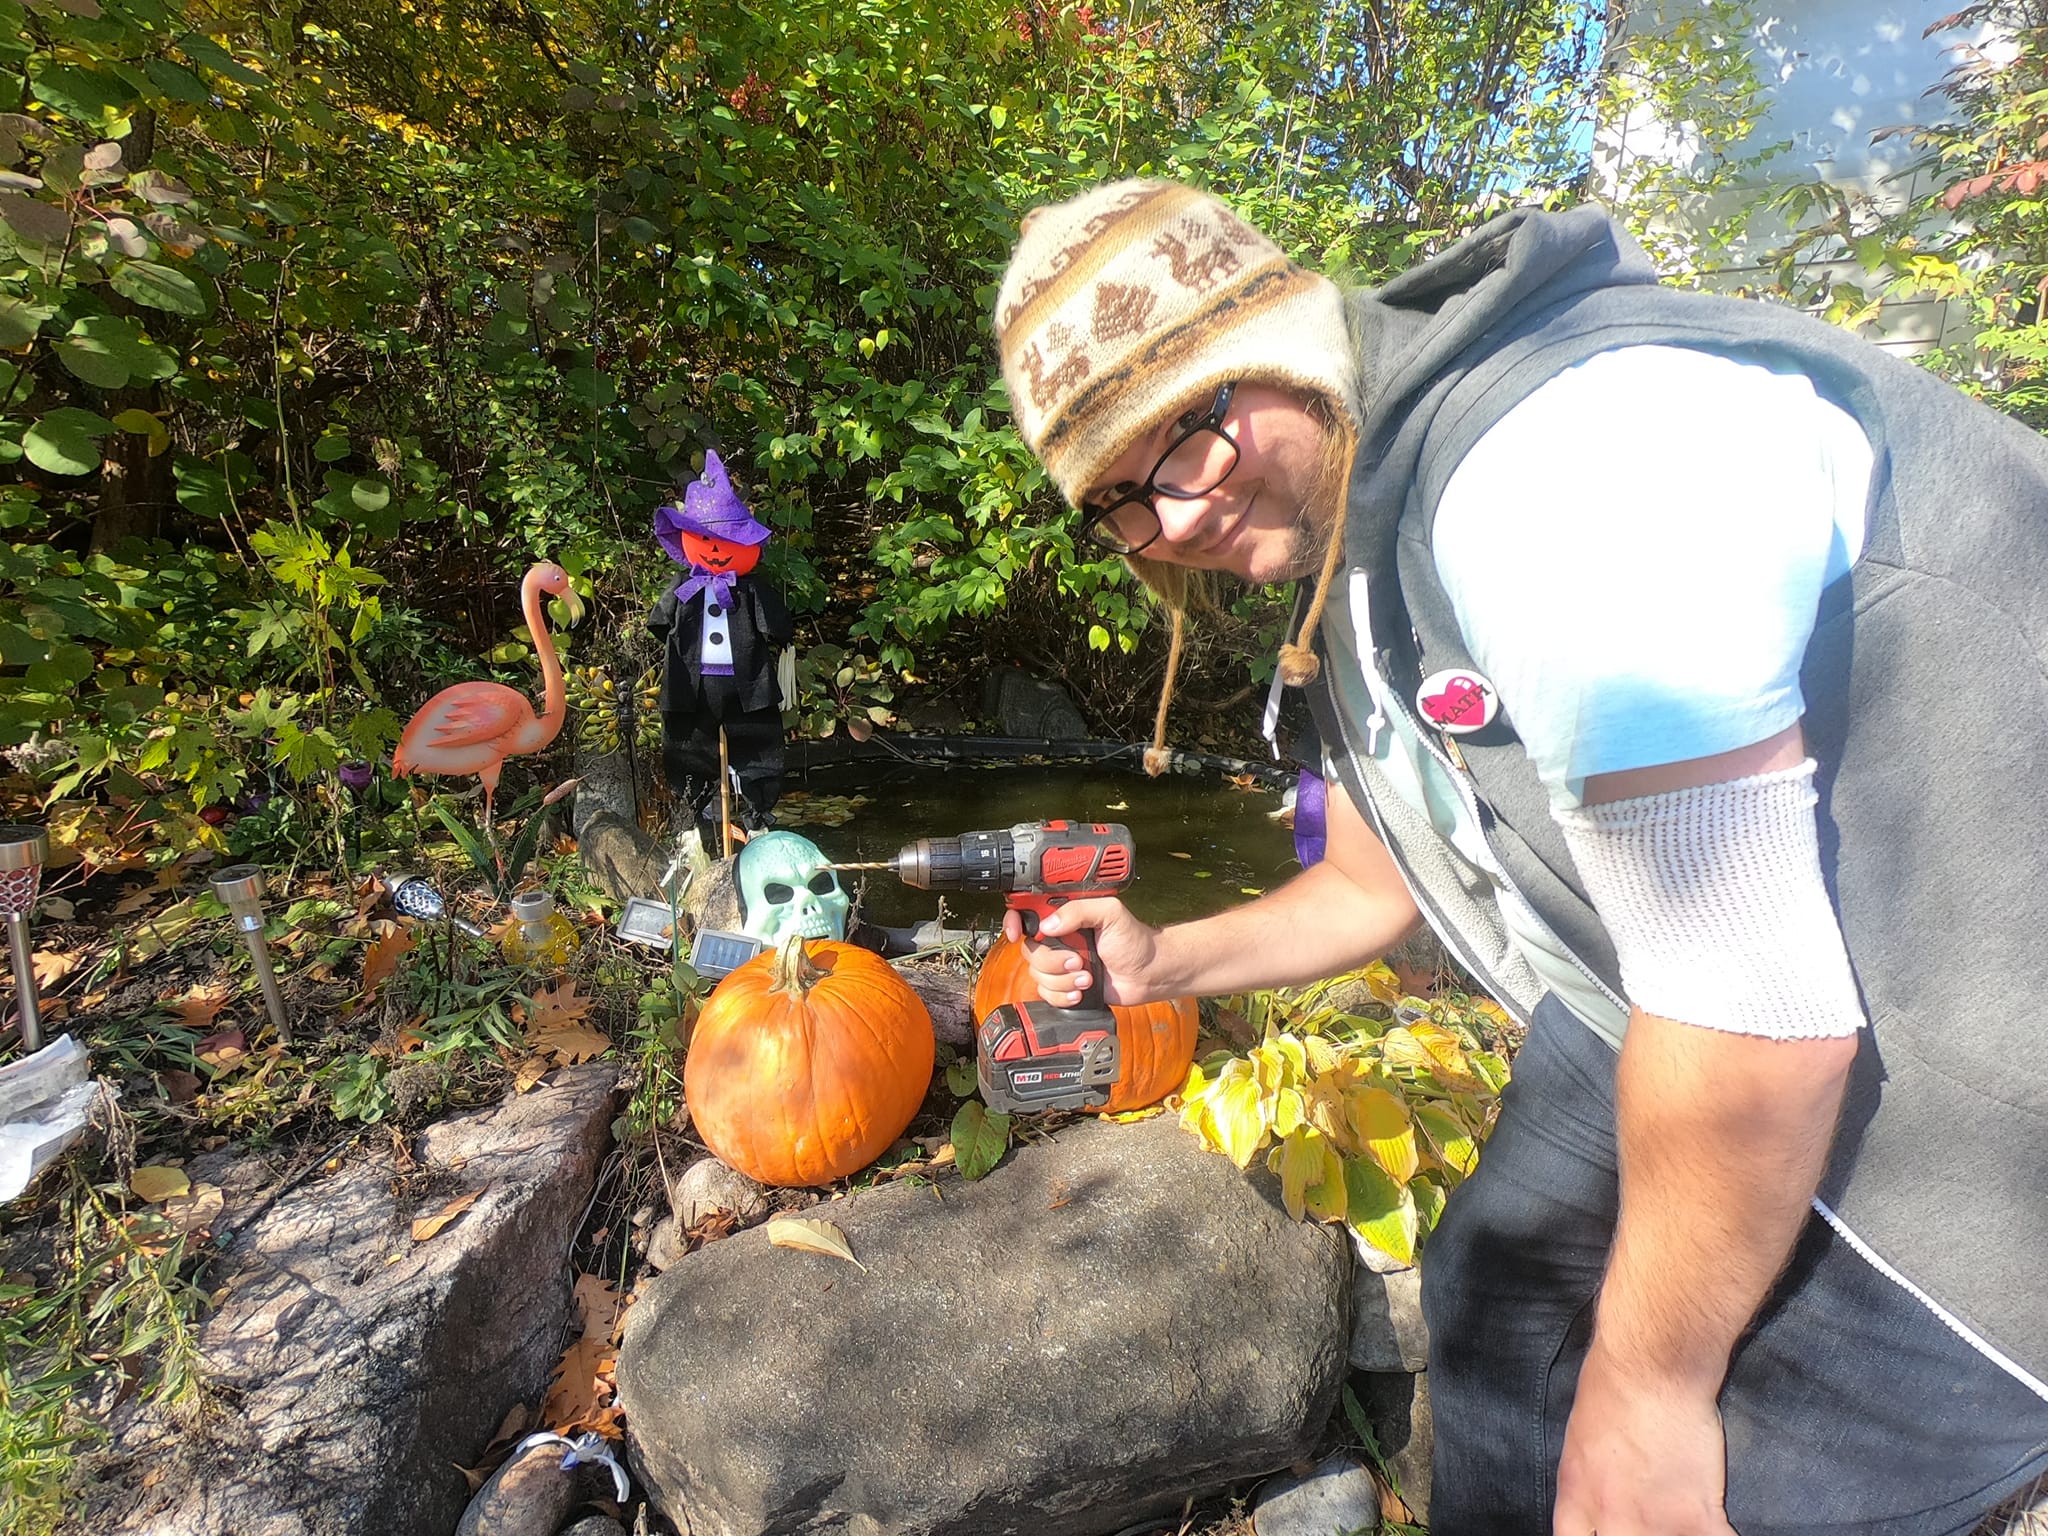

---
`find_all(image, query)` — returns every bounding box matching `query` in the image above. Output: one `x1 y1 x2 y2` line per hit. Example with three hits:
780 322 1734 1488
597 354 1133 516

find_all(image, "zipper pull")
1260 662 1286 760
1366 704 1387 756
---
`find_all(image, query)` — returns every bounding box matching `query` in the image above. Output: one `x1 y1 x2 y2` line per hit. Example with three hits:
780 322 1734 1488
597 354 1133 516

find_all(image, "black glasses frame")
1077 381 1240 555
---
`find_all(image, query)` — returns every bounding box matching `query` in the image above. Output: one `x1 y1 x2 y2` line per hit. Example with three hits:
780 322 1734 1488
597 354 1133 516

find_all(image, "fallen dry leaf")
765 1216 866 1272
30 949 81 991
527 1020 611 1066
160 1181 225 1236
169 985 232 1032
196 1027 247 1071
111 886 154 915
542 1272 630 1433
130 1165 190 1203
525 979 594 1031
410 1190 480 1242
39 896 74 920
159 1068 201 1104
512 1056 552 1093
360 924 413 1000
573 1271 627 1344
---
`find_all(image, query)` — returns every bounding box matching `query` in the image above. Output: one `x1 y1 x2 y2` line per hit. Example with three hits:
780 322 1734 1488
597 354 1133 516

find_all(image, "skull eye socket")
762 881 795 903
808 872 839 895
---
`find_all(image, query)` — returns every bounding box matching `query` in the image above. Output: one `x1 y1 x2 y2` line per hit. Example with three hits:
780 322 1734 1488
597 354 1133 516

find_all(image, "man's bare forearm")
1146 857 1421 998
1595 1010 1858 1387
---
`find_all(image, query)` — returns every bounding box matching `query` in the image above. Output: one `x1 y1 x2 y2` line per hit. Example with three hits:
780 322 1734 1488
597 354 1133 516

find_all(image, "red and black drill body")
889 821 1134 1113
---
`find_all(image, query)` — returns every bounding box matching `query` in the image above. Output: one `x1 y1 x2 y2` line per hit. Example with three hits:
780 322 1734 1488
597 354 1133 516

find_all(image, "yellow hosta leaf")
1344 1156 1418 1267
1381 1023 1482 1090
1209 1073 1269 1169
1361 960 1404 1004
1410 1021 1483 1090
1302 1034 1343 1073
1414 1102 1480 1179
1269 1125 1348 1223
1411 1174 1448 1234
1347 1084 1421 1183
1272 1086 1306 1138
766 1216 867 1272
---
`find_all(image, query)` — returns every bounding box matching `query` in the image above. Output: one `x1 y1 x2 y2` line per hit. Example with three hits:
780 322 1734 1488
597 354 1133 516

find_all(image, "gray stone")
682 854 745 937
645 1213 686 1272
1251 1452 1381 1536
670 1155 767 1228
981 667 1090 739
561 1520 632 1536
1351 1370 1433 1525
618 1114 1350 1536
454 1441 590 1536
87 1067 619 1536
1348 1264 1428 1373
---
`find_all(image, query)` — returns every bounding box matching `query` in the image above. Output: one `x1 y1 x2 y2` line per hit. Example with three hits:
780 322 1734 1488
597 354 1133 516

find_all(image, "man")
993 179 2048 1535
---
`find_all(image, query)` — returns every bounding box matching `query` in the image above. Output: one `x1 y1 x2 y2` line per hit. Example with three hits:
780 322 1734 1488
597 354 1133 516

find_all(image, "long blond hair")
1128 394 1359 775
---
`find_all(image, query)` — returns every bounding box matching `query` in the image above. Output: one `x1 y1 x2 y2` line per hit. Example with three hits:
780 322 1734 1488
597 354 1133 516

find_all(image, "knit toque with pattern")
993 179 1360 508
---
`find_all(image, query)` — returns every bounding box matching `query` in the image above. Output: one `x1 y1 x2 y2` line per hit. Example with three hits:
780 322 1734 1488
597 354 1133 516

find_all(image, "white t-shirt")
1433 344 1874 807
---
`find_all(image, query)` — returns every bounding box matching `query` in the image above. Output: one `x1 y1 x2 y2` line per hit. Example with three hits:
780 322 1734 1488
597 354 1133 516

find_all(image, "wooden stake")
718 726 733 860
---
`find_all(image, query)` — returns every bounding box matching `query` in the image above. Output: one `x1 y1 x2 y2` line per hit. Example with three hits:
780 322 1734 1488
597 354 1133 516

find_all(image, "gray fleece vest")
1306 205 2048 1390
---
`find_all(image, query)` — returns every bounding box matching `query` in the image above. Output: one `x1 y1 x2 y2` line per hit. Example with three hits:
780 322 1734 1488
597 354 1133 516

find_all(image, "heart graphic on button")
1415 668 1497 734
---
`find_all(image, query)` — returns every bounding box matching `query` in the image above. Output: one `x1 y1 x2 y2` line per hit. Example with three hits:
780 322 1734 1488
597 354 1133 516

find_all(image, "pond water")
770 756 1305 933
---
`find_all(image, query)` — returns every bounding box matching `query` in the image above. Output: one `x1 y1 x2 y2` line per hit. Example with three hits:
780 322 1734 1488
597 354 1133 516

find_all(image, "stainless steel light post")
210 865 292 1043
0 826 49 1052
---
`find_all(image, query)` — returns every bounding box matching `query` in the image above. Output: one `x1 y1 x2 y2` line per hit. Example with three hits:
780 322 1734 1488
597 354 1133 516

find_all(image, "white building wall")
1598 1 1991 350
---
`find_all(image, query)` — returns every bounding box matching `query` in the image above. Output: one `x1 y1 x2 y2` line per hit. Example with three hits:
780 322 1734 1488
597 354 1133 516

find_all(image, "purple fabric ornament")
1293 766 1328 869
654 450 772 566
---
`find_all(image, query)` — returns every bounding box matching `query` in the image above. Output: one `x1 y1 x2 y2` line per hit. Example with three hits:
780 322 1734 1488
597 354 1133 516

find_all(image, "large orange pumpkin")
685 937 935 1187
973 934 1198 1113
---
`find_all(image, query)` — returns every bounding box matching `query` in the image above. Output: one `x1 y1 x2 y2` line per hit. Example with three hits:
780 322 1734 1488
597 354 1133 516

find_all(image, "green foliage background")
2 0 1607 864
7 0 2047 868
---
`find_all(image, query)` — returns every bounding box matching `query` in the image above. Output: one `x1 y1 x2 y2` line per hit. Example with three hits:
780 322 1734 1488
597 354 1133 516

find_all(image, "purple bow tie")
673 567 737 608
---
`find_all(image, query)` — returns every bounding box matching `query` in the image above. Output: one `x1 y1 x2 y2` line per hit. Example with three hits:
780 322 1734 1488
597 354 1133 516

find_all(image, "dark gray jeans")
1420 995 2048 1535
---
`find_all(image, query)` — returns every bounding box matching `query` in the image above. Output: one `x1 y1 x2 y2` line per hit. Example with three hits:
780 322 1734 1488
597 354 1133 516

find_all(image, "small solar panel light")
210 864 292 1043
0 826 49 1053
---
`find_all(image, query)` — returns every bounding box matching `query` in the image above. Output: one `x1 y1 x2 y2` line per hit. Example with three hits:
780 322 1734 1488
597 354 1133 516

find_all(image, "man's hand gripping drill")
872 821 1136 1114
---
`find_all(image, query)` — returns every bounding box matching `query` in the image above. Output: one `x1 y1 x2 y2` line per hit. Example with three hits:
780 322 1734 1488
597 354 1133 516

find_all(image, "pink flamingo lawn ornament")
392 561 586 825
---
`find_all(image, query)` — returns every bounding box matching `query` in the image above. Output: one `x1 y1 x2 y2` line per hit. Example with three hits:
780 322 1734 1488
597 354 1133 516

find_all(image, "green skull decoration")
735 831 851 944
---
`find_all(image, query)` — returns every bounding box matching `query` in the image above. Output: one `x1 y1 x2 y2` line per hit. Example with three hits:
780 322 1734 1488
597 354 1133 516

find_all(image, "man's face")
1082 384 1333 584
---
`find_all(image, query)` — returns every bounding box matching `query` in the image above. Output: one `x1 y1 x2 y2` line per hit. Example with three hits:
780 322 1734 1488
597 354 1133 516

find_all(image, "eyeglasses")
1078 382 1240 555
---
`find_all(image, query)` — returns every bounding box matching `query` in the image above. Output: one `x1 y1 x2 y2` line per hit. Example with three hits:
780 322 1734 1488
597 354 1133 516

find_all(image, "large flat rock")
87 1066 618 1536
618 1113 1351 1536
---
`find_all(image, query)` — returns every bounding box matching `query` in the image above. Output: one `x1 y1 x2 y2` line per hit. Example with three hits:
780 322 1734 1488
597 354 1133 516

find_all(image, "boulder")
1348 1264 1428 1373
618 1114 1350 1536
981 668 1090 740
87 1066 618 1536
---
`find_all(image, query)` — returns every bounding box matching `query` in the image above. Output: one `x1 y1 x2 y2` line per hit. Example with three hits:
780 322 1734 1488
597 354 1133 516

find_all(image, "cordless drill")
882 820 1135 1114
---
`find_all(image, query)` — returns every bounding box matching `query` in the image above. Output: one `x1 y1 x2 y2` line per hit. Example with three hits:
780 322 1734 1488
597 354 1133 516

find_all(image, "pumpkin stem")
770 934 821 997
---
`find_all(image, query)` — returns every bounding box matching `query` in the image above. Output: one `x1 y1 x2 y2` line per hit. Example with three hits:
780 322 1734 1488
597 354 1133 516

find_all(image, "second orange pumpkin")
972 934 1198 1113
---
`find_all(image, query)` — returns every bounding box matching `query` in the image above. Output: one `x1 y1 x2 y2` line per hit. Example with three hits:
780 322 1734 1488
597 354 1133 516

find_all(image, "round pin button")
1415 668 1498 734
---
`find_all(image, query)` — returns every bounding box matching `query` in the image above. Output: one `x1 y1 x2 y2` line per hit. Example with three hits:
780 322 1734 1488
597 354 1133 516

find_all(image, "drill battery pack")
976 998 1122 1114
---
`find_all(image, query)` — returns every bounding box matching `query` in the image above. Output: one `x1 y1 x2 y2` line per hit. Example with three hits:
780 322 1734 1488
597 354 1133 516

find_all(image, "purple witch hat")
654 451 772 565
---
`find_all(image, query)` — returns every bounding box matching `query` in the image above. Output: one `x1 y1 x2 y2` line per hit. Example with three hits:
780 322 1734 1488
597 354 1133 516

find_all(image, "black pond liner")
783 732 1297 789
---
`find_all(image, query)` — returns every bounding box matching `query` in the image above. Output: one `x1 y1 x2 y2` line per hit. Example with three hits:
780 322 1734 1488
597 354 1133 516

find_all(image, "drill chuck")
893 830 1017 892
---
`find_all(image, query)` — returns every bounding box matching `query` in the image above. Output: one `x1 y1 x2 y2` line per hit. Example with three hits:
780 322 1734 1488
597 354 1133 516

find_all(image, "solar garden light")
0 826 49 1053
383 873 487 938
209 864 292 1044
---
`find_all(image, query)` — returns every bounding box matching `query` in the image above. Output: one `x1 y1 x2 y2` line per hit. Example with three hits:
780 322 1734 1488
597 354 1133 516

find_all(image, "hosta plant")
1177 964 1511 1268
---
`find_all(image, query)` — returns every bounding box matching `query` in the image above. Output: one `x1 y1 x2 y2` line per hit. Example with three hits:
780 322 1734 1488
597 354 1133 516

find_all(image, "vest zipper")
1343 573 1630 1024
